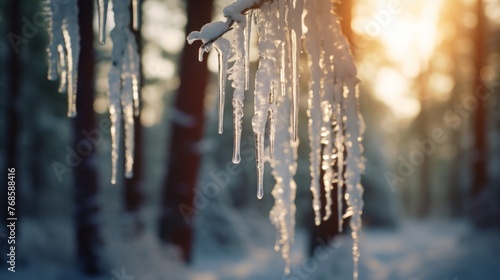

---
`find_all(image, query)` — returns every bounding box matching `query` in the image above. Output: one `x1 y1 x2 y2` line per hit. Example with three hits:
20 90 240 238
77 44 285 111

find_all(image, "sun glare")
374 67 421 119
354 0 445 119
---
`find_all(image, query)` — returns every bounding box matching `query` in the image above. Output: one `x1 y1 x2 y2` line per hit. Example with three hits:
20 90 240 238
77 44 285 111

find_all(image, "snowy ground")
1 218 499 280
190 220 500 280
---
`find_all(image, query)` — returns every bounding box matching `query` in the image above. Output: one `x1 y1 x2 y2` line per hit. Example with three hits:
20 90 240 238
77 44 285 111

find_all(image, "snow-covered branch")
186 0 275 61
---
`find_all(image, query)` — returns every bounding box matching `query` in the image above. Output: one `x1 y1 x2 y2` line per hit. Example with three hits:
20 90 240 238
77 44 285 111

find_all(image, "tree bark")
74 0 103 274
158 0 214 263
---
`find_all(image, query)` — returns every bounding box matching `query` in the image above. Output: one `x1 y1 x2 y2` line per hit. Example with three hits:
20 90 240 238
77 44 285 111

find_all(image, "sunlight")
353 0 445 119
485 0 500 25
374 67 421 119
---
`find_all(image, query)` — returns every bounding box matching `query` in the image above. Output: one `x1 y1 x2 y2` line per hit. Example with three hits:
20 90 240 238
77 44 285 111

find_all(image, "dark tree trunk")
158 0 214 263
471 0 488 198
74 0 103 274
124 0 145 235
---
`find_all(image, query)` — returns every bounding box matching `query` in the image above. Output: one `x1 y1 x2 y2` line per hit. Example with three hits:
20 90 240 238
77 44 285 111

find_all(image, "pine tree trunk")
158 0 214 263
74 0 103 274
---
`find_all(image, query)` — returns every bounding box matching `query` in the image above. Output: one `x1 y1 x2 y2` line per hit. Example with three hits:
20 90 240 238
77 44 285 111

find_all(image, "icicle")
269 91 298 275
289 0 303 143
279 42 287 97
46 0 80 117
275 0 288 99
213 38 231 134
254 132 265 199
186 0 363 276
334 82 345 232
132 0 141 31
96 0 109 45
108 68 122 185
303 0 322 226
290 29 299 142
122 74 135 178
57 44 68 93
127 35 141 116
251 3 277 199
244 11 252 90
228 21 247 164
61 0 80 118
268 83 279 161
304 1 364 277
132 74 140 116
344 82 365 280
321 52 335 221
107 0 141 183
268 107 276 159
62 28 76 117
321 102 334 221
46 0 61 81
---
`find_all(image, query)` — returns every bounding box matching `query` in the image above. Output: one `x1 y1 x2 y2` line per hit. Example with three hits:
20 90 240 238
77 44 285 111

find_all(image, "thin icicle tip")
97 0 109 45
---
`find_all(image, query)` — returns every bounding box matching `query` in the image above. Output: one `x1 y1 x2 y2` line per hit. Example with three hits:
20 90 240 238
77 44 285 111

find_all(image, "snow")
187 20 232 60
223 0 260 22
3 208 499 280
190 220 500 280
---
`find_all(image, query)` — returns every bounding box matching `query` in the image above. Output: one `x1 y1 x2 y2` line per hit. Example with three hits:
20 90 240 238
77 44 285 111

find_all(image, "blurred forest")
0 0 499 279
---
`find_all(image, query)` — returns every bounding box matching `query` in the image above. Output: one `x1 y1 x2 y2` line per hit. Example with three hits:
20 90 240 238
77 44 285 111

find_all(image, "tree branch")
187 0 276 51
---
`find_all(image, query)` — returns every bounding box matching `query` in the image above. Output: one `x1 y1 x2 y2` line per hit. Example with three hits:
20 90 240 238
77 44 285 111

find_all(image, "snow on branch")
187 0 275 61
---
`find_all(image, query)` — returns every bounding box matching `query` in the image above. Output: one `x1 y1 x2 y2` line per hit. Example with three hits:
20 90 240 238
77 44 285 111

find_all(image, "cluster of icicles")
189 0 365 278
46 0 365 278
46 0 141 184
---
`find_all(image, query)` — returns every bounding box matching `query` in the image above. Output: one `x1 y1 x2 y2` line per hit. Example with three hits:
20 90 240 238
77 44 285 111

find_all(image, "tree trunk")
74 0 103 274
158 0 214 263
